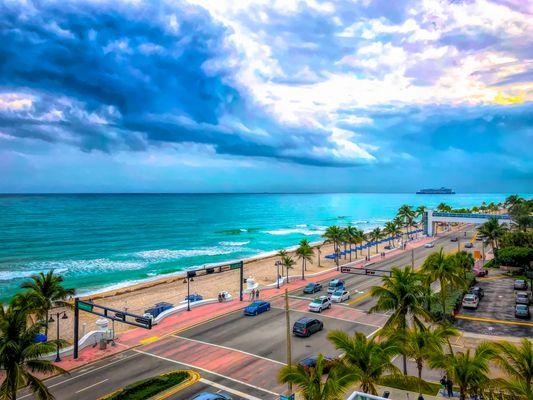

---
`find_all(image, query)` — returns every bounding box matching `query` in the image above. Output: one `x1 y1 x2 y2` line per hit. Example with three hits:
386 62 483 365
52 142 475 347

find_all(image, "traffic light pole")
73 298 79 360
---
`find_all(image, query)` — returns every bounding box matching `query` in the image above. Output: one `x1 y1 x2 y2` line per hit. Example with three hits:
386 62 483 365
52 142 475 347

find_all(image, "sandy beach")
51 233 414 342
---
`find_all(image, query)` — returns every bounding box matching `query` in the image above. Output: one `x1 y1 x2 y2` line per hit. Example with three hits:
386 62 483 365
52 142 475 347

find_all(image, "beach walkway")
55 235 435 372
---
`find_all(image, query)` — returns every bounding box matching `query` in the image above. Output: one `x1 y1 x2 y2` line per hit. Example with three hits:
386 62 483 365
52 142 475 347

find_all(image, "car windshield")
464 295 476 301
305 284 315 288
333 290 344 296
311 298 322 303
249 301 262 307
516 305 528 311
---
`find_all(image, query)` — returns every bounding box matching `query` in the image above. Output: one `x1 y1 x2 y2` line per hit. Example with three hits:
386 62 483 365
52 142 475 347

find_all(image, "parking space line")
133 349 281 397
172 335 286 366
200 378 264 400
456 315 533 327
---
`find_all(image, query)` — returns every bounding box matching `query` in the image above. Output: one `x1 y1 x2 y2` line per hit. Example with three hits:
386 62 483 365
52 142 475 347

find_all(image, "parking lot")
455 277 533 337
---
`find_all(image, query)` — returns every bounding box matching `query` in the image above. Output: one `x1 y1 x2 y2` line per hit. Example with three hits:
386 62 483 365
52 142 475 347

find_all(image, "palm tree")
436 203 452 213
493 338 532 399
384 221 401 247
20 270 75 337
328 331 400 395
505 195 523 209
369 227 383 253
278 354 358 400
415 205 427 220
0 303 67 400
323 226 344 268
478 218 507 254
296 239 314 280
344 227 357 261
399 324 459 397
281 254 296 283
450 251 475 280
420 248 464 318
369 266 431 374
397 205 415 239
430 343 497 400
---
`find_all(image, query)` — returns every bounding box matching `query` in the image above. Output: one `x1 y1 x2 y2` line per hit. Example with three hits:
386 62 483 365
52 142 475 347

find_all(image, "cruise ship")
416 187 455 194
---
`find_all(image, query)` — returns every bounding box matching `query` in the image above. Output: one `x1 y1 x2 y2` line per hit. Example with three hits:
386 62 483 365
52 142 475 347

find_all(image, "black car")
298 355 334 374
464 242 473 248
468 286 484 299
451 237 458 242
303 282 323 294
293 317 323 337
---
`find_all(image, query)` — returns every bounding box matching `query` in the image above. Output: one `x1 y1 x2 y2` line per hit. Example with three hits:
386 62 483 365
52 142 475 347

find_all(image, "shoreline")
79 238 328 300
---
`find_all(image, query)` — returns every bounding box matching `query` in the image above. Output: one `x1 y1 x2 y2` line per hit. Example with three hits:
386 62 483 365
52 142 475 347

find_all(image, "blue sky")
0 0 531 193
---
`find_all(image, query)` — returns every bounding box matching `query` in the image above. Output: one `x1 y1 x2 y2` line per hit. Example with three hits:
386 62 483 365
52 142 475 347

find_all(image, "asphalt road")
21 225 487 399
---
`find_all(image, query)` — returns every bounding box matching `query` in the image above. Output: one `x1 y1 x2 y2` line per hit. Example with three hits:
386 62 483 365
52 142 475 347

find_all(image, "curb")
151 370 200 400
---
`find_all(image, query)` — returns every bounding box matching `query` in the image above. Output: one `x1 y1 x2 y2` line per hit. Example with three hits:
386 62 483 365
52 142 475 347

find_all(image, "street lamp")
275 260 282 289
48 311 68 362
183 272 195 311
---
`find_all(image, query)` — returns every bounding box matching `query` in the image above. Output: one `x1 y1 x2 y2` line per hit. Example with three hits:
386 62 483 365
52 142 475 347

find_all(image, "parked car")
293 317 323 337
192 392 232 400
330 289 350 303
184 293 203 302
515 292 532 305
308 296 331 313
244 300 271 316
424 242 435 248
515 304 530 319
451 237 458 242
514 280 528 290
464 242 474 249
298 355 334 374
144 302 173 318
462 294 479 309
327 279 345 294
468 286 484 299
303 282 323 294
475 269 488 277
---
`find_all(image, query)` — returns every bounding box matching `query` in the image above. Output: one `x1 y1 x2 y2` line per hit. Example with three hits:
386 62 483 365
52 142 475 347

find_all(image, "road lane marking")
200 378 264 400
18 352 141 399
347 291 372 305
478 275 508 281
456 314 533 327
133 349 280 397
270 306 382 328
172 335 286 366
288 295 314 300
75 379 108 394
140 335 159 345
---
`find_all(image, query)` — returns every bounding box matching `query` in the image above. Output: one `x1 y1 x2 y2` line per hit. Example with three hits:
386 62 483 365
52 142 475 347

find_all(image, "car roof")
464 294 477 299
296 317 317 323
516 304 528 309
516 292 528 296
192 392 225 400
515 279 525 282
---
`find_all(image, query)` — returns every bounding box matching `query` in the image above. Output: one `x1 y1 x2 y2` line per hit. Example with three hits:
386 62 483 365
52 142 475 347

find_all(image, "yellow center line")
477 275 508 281
470 232 477 244
456 314 533 327
139 335 159 345
347 291 372 305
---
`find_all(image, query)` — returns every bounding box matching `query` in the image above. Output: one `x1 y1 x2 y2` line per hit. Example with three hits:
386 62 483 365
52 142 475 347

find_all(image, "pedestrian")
440 376 447 397
256 288 260 299
252 288 256 301
446 377 454 398
248 290 252 301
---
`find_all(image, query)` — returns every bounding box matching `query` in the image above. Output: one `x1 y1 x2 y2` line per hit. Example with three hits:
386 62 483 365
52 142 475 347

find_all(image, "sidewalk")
54 234 435 372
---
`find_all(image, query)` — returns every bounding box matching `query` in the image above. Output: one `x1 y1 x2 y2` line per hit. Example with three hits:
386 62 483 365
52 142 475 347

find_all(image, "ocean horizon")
0 193 527 301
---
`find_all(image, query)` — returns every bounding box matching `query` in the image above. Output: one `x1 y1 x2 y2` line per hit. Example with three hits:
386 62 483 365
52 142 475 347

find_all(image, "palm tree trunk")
301 260 304 280
417 361 423 396
349 245 352 262
45 309 49 337
440 279 447 317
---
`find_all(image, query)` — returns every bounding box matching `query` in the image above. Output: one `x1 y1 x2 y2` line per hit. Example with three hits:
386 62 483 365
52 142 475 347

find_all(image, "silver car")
516 292 531 305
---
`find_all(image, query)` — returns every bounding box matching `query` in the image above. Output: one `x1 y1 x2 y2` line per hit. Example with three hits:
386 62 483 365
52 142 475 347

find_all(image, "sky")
0 0 532 193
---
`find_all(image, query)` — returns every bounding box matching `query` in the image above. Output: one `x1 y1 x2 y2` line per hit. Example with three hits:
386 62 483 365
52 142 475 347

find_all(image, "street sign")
340 265 391 277
229 262 242 270
78 301 93 312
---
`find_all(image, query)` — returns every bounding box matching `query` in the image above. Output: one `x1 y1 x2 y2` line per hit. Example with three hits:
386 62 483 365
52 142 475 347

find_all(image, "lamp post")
275 260 282 289
183 273 195 311
48 311 68 362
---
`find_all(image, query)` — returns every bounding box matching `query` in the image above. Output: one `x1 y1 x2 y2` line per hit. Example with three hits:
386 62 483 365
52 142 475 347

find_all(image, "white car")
308 296 331 313
462 294 479 309
330 289 350 303
424 242 435 248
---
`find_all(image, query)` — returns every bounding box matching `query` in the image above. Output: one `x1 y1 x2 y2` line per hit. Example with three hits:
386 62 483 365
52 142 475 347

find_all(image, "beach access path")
14 227 483 400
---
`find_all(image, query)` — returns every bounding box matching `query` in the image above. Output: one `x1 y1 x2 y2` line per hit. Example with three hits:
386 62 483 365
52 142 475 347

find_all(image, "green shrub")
106 371 189 400
379 375 441 396
500 231 533 248
483 259 496 269
495 246 533 270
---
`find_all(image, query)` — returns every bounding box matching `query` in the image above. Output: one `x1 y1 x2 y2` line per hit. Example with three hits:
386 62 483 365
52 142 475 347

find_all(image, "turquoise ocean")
0 193 520 301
